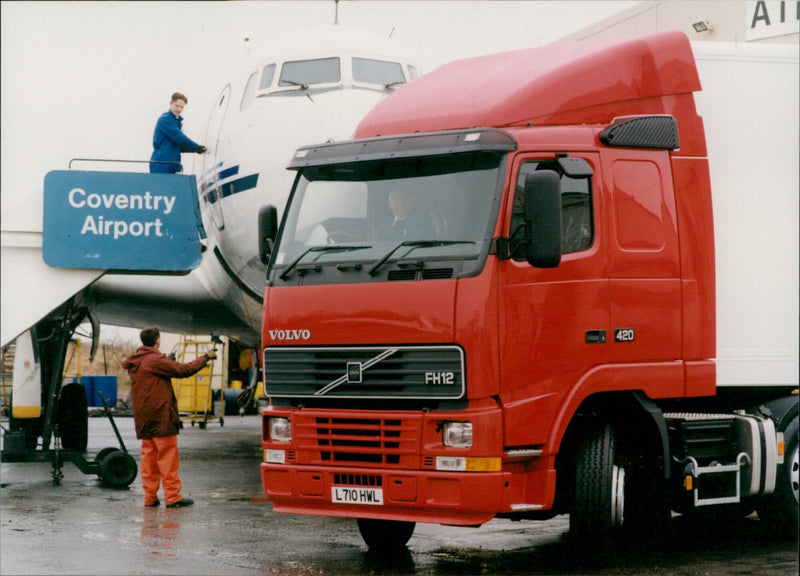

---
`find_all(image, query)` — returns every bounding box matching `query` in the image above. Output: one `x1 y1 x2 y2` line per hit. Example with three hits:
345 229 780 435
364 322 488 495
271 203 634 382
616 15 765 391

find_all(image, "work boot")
144 499 160 508
166 498 194 508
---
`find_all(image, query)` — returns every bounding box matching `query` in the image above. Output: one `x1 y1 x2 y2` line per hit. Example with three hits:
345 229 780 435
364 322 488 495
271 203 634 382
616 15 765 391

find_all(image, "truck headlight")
443 421 472 448
269 417 292 442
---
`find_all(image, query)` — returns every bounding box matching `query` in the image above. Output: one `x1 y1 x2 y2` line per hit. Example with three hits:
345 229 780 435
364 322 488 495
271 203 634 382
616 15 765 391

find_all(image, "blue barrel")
79 376 95 406
91 375 118 407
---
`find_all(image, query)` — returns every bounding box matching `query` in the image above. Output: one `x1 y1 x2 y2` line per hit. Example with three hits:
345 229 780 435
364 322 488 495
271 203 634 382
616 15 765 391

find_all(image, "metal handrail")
68 158 183 172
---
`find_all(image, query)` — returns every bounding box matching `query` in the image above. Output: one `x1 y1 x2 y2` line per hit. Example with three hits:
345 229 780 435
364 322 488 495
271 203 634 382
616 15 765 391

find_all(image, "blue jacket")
149 111 201 173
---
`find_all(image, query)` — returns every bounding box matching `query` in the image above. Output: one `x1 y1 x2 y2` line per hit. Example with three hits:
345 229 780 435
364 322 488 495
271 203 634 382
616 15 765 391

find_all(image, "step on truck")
256 31 799 560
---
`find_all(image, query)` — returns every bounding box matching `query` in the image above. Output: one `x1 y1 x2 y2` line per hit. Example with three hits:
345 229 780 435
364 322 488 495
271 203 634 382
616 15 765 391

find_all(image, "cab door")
497 153 609 447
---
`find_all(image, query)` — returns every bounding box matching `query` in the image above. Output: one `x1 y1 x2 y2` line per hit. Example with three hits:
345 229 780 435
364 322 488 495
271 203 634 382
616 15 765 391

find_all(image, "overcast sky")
1 0 637 217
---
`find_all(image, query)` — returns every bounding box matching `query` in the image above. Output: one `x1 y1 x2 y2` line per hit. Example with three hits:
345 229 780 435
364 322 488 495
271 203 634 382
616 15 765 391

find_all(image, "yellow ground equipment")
171 337 224 429
1 342 15 415
62 338 82 381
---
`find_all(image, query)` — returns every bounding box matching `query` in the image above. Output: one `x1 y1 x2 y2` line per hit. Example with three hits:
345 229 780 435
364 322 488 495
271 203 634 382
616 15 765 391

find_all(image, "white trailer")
692 42 799 389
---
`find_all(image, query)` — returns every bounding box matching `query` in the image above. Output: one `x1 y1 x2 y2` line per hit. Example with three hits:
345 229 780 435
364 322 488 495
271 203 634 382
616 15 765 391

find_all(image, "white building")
559 0 798 44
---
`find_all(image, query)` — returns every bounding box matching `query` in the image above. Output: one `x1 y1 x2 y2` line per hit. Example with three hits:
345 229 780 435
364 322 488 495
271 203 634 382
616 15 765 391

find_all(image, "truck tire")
757 416 799 539
570 423 622 563
99 450 138 488
356 518 415 552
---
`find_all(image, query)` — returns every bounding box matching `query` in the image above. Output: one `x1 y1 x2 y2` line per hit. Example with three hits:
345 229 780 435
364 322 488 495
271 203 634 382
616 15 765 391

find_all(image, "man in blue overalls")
149 92 206 174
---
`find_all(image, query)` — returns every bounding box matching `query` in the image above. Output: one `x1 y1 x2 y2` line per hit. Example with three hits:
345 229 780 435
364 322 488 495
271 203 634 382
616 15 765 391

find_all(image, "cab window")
510 160 593 260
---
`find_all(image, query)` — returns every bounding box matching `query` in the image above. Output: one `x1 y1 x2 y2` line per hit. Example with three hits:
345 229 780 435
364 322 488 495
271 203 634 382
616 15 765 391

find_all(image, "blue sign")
43 170 205 272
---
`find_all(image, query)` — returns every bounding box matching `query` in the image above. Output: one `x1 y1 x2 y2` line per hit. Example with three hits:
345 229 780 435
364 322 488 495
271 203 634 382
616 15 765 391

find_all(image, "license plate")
331 486 384 505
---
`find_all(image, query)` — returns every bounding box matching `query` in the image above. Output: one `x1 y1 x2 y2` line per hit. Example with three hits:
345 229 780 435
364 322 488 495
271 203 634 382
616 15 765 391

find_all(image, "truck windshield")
273 153 504 274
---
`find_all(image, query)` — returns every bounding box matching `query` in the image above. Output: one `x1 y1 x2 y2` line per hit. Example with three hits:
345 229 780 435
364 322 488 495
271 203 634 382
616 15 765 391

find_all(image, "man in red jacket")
122 327 216 508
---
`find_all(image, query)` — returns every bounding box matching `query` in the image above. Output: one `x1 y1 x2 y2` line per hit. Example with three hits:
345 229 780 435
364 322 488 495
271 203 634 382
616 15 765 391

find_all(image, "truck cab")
258 32 798 559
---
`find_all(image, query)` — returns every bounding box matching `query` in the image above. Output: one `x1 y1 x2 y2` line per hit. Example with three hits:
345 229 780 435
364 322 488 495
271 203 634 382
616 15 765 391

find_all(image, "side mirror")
258 205 278 265
524 171 562 268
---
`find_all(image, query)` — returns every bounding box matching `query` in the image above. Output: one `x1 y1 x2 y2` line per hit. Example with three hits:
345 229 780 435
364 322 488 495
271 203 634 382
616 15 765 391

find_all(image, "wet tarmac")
1 414 797 576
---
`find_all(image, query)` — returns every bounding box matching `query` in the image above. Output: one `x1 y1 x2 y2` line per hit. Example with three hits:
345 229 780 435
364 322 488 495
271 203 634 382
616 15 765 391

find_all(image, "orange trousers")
140 435 183 506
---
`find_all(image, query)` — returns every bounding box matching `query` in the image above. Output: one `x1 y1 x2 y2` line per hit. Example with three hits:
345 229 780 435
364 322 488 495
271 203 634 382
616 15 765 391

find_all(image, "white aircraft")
1 23 419 468
93 24 420 344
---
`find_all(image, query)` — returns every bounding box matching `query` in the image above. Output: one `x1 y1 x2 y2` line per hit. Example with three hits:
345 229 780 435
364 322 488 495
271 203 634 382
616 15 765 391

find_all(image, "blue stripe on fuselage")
205 173 259 204
218 165 240 182
201 164 240 192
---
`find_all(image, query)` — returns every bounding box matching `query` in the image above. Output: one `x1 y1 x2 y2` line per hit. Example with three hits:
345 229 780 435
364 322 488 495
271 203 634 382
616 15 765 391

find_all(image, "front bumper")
262 462 506 525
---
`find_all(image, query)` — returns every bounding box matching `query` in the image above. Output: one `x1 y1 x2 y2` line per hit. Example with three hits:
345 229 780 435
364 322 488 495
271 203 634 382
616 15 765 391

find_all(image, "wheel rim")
611 464 625 527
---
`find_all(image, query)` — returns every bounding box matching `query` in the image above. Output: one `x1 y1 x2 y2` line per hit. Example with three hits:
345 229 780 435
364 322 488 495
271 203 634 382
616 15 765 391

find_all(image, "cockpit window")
280 58 340 86
352 58 406 86
259 64 276 90
240 71 259 110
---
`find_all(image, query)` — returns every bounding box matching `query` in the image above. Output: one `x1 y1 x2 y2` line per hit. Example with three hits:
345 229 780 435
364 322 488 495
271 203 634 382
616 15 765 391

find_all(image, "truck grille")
263 345 465 399
293 414 422 468
334 473 383 487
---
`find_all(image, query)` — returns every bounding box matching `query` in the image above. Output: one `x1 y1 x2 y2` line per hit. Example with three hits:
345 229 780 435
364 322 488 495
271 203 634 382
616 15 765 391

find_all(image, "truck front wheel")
570 423 624 563
356 518 415 552
758 416 799 539
570 420 669 563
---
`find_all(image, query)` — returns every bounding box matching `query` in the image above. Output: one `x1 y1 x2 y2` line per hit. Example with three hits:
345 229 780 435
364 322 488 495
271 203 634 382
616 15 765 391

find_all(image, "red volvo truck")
257 31 798 558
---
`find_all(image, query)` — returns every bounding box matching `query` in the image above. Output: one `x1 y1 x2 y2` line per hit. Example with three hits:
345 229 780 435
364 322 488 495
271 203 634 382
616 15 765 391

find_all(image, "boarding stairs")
1 224 104 348
1 161 202 348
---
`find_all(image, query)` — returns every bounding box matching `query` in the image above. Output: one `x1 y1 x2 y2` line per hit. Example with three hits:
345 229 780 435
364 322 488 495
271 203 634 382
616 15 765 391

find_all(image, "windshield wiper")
367 240 475 277
279 245 371 280
281 79 310 90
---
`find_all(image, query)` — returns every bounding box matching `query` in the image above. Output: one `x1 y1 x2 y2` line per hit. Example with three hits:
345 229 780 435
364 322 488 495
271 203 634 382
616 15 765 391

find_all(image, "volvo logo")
315 348 399 396
347 362 362 383
268 329 311 341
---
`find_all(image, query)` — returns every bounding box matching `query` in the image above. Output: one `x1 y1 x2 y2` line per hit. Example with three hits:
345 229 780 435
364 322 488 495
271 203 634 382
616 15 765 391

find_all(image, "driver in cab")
374 188 434 241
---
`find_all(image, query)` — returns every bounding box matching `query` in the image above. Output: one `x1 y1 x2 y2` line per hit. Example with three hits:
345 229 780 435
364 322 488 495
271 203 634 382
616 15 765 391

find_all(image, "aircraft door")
203 84 231 230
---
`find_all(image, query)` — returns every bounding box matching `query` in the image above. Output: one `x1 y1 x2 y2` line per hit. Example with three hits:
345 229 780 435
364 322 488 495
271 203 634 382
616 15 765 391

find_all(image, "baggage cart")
171 337 224 429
